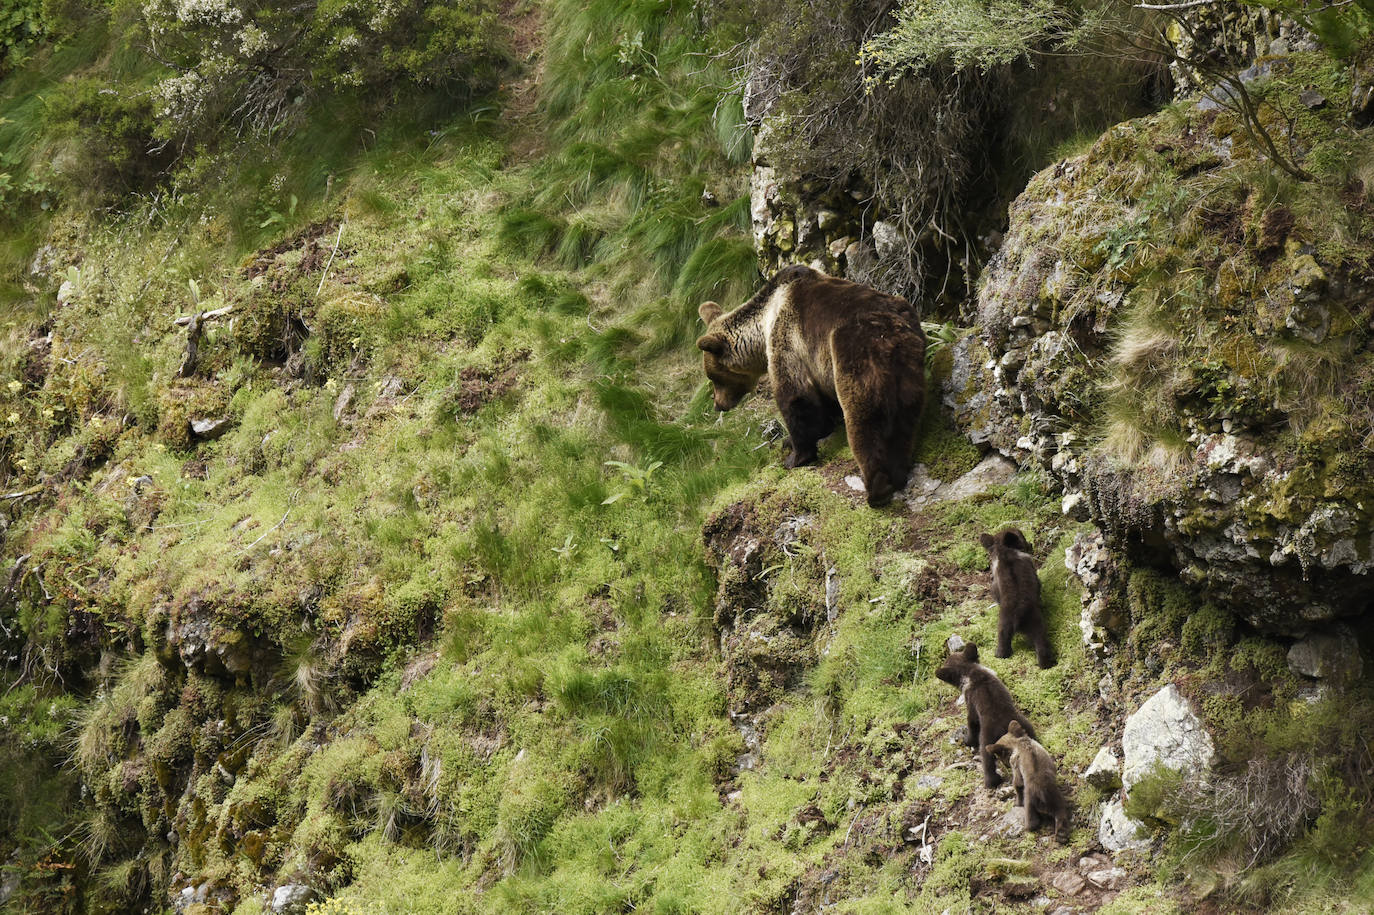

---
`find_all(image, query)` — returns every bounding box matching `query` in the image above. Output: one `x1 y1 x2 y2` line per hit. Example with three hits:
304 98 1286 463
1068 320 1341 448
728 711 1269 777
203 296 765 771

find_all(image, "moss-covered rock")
948 47 1374 633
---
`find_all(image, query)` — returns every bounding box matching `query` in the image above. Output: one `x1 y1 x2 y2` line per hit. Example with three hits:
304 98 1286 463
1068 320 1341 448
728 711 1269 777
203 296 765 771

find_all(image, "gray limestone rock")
1098 798 1149 853
270 884 315 914
1287 627 1363 684
1084 746 1122 792
1122 684 1215 792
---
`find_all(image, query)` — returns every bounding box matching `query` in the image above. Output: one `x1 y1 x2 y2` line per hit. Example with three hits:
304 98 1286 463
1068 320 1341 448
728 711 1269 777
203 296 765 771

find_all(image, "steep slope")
0 2 1372 914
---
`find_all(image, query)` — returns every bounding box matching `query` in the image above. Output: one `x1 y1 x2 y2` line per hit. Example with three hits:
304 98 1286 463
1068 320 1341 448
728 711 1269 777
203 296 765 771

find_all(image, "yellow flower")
42 408 53 419
15 459 29 471
6 380 19 393
6 413 17 423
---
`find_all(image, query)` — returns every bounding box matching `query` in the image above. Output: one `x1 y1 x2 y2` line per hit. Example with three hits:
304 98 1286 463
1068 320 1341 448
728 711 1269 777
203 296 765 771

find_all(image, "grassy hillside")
1 1 1372 914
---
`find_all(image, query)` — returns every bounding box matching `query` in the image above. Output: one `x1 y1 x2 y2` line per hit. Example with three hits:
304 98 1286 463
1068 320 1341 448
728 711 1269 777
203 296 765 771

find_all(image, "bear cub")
935 643 1036 788
991 720 1072 843
696 264 925 507
980 528 1054 668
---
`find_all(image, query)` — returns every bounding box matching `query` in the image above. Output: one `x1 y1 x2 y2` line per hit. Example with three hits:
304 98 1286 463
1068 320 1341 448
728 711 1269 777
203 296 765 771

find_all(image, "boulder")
1084 746 1122 793
270 884 314 914
1121 684 1215 792
1098 798 1149 853
1287 626 1363 684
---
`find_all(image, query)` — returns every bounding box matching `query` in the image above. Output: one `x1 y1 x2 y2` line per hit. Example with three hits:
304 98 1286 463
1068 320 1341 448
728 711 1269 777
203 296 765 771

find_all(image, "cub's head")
980 528 1031 554
935 643 979 687
697 301 760 412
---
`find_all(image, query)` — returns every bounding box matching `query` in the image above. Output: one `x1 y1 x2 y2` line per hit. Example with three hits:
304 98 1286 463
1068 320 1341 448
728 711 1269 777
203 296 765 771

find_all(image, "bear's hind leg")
1022 611 1056 669
840 405 898 506
996 610 1015 659
979 744 1003 788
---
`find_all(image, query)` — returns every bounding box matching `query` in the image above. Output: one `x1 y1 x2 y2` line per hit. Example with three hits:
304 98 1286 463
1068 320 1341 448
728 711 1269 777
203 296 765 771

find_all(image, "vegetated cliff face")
947 46 1374 635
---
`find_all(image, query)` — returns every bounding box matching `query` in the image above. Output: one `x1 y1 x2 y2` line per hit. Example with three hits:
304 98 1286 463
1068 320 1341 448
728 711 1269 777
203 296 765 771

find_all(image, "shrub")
43 77 173 193
141 0 503 140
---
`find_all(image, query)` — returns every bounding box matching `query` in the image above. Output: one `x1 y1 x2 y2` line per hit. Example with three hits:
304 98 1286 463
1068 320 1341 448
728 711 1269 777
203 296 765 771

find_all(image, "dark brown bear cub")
696 265 925 507
935 643 1036 788
991 720 1072 843
980 528 1054 668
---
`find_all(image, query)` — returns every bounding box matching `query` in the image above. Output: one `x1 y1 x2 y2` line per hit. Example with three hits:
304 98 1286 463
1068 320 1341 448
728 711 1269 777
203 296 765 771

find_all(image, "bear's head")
697 301 762 411
991 731 1017 762
992 719 1029 762
935 642 980 686
980 528 1031 554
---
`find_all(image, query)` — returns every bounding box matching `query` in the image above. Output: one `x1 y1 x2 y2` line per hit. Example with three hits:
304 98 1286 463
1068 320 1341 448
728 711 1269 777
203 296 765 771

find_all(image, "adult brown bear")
696 265 925 507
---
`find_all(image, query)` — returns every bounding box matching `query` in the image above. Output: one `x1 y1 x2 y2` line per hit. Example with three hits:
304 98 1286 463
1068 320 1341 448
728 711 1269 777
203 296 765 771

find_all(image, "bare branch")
1134 0 1222 10
173 305 233 327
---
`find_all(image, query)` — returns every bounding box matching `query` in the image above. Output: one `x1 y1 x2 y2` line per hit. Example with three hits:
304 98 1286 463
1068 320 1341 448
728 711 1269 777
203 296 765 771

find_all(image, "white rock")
271 884 313 914
749 165 777 244
937 454 1018 502
872 220 905 260
1098 798 1149 853
1121 683 1215 792
1086 866 1127 890
1084 746 1122 792
844 475 866 492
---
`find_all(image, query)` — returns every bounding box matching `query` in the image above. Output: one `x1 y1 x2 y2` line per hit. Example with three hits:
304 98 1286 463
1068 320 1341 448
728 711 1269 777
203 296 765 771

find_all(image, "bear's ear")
1007 720 1024 737
979 532 994 549
696 332 727 355
963 643 979 662
698 301 723 324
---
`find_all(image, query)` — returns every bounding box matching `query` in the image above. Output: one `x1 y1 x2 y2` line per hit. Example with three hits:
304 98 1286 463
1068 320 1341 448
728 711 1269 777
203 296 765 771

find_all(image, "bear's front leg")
777 390 839 469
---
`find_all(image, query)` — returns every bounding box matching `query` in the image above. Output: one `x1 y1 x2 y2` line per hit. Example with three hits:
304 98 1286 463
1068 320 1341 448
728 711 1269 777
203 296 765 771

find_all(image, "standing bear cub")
697 265 925 507
935 643 1037 788
991 720 1072 843
980 528 1054 668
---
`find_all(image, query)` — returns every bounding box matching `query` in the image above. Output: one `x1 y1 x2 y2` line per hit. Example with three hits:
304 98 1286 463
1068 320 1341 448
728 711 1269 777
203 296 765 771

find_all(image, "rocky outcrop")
946 56 1374 634
749 123 914 296
1064 528 1126 656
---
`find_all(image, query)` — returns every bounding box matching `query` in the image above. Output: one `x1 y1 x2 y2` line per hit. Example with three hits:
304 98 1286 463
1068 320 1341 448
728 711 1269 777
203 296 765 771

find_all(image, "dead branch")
173 305 233 327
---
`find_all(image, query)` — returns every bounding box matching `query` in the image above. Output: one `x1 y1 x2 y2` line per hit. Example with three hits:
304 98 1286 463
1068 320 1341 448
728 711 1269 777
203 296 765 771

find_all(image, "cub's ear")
979 532 994 549
1007 720 1025 737
696 332 727 355
963 643 979 662
698 301 723 324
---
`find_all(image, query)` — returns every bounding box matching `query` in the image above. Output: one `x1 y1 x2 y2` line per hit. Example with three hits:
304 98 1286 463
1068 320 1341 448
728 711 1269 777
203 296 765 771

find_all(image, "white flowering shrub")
40 0 500 194
141 0 501 137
